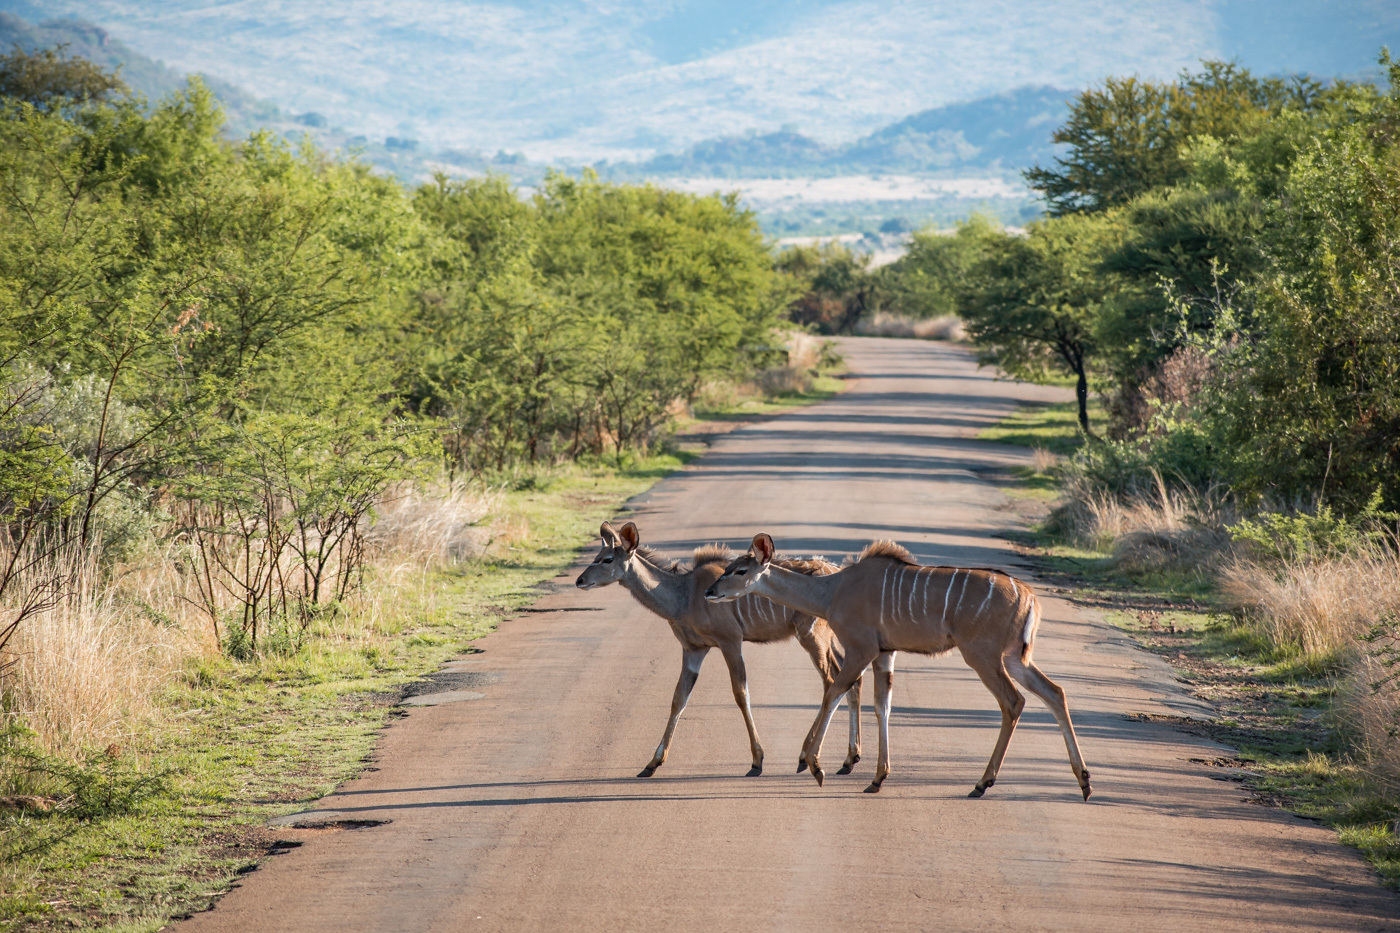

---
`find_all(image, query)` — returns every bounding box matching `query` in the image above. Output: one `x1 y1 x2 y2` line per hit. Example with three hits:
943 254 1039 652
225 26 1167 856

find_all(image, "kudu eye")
735 568 747 576
603 557 613 563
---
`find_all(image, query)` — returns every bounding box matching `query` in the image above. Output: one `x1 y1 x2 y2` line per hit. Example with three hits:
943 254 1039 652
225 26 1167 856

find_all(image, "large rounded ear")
752 533 775 565
600 521 619 545
618 521 640 555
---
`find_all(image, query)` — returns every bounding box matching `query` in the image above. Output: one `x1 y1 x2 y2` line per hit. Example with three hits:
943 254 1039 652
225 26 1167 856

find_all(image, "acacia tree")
1026 61 1335 216
960 215 1118 434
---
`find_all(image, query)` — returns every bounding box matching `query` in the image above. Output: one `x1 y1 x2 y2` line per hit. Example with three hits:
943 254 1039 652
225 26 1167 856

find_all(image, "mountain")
4 0 1396 162
615 86 1071 179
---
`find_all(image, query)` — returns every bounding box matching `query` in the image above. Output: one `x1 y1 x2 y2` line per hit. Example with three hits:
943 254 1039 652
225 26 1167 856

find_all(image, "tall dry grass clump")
1340 633 1400 794
1219 547 1400 661
366 481 498 568
1049 470 1235 573
2 542 198 759
855 312 965 341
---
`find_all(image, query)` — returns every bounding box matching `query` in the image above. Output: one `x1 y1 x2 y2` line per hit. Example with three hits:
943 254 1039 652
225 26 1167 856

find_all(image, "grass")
0 454 693 931
0 362 850 931
981 397 1400 890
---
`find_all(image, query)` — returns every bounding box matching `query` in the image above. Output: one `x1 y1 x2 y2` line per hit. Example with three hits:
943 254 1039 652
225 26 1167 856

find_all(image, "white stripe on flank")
942 570 959 620
1010 578 1019 600
1022 600 1037 647
921 570 931 618
975 575 995 617
954 571 971 614
907 568 917 620
880 564 891 627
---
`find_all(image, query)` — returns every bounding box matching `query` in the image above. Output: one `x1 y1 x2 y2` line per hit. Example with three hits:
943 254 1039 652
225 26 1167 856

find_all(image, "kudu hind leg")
1007 655 1092 800
640 647 707 778
964 657 1025 798
793 626 861 773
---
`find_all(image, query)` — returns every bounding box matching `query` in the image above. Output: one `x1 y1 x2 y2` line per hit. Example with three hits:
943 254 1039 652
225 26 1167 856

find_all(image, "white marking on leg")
942 569 959 621
976 574 995 617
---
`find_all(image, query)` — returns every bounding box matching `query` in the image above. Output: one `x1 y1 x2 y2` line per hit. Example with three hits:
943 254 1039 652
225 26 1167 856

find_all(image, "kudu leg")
718 642 765 776
964 655 1025 798
865 651 896 793
793 626 863 774
640 647 708 778
1007 655 1092 800
804 651 876 787
836 675 864 775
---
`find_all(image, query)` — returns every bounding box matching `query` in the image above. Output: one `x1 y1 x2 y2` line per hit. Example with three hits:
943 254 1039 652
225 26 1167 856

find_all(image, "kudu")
576 521 863 777
705 534 1091 799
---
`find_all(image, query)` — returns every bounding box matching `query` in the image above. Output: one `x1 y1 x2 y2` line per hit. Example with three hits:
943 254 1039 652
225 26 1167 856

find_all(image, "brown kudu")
576 521 863 778
705 534 1091 799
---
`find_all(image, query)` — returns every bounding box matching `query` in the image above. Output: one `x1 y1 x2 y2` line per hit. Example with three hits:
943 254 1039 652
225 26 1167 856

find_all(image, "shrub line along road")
178 338 1400 932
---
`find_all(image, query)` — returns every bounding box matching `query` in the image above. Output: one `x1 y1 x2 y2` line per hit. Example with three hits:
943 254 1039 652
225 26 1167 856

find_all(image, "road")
179 337 1400 932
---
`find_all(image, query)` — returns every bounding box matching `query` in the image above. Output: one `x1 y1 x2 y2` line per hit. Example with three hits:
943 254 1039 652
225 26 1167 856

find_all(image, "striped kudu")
705 534 1091 799
576 521 863 778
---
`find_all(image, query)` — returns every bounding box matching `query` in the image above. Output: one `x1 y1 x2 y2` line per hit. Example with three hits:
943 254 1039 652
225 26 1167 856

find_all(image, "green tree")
961 215 1118 433
880 213 1000 319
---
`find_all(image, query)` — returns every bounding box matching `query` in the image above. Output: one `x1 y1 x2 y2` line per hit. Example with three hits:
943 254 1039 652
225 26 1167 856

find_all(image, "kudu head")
575 520 641 589
705 533 775 602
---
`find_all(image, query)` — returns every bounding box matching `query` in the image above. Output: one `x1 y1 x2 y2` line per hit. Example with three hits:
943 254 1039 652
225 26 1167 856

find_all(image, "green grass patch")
0 455 688 932
977 397 1102 457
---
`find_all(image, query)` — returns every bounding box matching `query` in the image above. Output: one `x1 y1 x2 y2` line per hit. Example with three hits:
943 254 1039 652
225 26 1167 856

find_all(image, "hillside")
4 0 1396 161
609 86 1071 180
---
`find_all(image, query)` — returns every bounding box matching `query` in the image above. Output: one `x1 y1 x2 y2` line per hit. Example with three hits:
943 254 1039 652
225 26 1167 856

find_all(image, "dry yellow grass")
855 312 965 341
1219 548 1400 660
1051 472 1235 571
3 543 202 758
1 483 499 759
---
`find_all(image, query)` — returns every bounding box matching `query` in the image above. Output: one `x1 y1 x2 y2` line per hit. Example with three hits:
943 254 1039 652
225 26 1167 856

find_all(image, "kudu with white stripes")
705 534 1090 799
577 521 863 778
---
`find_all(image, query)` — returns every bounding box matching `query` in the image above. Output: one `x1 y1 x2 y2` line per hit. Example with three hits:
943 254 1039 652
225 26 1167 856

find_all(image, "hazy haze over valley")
3 0 1397 161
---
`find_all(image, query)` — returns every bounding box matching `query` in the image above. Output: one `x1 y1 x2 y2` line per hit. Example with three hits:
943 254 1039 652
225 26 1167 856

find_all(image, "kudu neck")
622 552 690 621
751 562 839 618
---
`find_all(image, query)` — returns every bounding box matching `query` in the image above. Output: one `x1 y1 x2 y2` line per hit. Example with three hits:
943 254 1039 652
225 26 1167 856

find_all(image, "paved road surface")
180 338 1400 932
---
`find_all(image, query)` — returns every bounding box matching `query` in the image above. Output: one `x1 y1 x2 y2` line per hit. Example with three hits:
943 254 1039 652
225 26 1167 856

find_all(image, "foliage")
880 213 1000 320
959 213 1118 433
1025 61 1345 216
776 241 879 334
0 43 125 110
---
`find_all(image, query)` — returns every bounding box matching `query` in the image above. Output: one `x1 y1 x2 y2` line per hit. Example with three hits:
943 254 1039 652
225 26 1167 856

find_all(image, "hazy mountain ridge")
8 0 1395 161
612 86 1072 179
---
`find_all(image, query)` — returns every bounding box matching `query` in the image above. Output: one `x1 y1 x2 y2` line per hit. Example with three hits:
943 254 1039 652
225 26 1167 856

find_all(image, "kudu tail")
1019 591 1041 664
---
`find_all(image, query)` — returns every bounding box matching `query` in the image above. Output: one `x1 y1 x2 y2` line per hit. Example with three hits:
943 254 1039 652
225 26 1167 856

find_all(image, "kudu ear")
600 521 618 545
751 533 775 565
618 521 640 555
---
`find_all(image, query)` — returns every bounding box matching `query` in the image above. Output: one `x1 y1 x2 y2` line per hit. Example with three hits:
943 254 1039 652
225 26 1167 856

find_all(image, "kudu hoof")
863 780 883 794
746 764 763 777
968 782 991 798
1081 783 1093 801
637 766 658 778
796 759 809 774
836 762 855 775
812 766 825 787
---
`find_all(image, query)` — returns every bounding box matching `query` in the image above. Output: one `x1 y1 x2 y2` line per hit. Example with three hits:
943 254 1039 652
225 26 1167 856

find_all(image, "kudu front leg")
836 674 864 775
865 651 895 793
803 652 875 786
718 643 765 776
640 647 707 778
